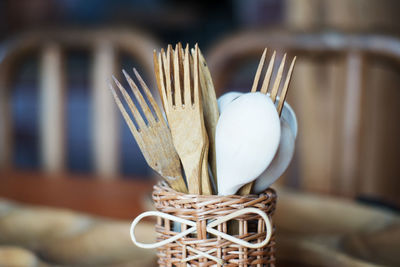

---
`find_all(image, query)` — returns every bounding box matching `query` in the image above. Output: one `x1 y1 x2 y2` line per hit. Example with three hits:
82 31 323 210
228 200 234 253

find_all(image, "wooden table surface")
0 170 399 266
0 170 154 220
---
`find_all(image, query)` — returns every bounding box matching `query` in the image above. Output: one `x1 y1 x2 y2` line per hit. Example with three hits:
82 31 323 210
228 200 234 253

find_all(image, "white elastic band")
130 207 272 263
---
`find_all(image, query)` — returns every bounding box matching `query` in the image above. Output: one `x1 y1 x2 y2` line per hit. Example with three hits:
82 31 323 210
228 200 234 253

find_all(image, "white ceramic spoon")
216 92 281 195
217 91 242 114
218 91 297 193
253 102 297 193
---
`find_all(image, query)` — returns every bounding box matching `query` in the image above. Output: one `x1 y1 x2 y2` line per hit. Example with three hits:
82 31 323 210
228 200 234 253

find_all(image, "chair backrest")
0 28 159 177
206 31 400 204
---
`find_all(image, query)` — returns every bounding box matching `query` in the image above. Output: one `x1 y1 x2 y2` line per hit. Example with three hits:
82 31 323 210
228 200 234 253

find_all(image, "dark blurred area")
0 1 400 266
0 0 279 43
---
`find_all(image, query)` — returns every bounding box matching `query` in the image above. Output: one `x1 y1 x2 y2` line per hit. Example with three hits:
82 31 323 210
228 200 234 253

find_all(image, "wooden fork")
109 69 188 193
240 48 296 195
180 44 215 195
177 45 215 195
155 44 211 194
185 45 215 195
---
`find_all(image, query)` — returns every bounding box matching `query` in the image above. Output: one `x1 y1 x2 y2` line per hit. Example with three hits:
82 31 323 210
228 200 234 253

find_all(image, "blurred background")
0 0 399 266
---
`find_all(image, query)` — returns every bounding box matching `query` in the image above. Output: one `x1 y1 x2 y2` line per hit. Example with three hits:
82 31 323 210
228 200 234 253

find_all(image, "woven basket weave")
152 183 277 267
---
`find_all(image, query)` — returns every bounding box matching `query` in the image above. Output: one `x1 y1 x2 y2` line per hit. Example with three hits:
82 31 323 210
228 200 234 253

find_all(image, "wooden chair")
206 30 400 205
0 28 159 218
0 28 158 176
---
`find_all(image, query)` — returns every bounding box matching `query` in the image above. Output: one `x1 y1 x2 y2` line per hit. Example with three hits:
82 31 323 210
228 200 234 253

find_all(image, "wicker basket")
152 183 277 267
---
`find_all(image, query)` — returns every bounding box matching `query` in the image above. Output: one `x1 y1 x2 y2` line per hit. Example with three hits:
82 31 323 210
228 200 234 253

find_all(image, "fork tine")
157 52 169 112
108 82 141 141
179 43 185 61
153 50 164 108
193 44 200 105
198 47 208 89
270 53 287 103
161 48 173 107
260 50 276 94
183 44 192 105
167 45 174 104
167 44 174 83
277 56 296 116
112 75 147 130
189 47 195 98
198 47 210 71
177 42 184 84
133 68 164 122
173 44 182 106
123 69 156 125
251 48 267 93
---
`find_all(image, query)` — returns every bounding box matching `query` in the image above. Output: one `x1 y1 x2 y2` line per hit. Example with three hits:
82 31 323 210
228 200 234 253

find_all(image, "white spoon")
217 91 242 114
218 92 297 193
253 102 297 192
216 92 281 195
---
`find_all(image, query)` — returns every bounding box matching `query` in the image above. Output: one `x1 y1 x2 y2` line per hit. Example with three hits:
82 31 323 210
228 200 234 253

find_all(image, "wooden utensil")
217 91 242 113
155 44 211 194
197 48 219 193
217 92 298 194
200 129 212 195
109 69 187 193
179 45 213 195
216 92 281 195
240 48 296 195
253 115 296 193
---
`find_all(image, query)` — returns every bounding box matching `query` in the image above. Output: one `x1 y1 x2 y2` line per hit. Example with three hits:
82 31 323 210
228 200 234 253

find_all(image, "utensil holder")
148 182 277 266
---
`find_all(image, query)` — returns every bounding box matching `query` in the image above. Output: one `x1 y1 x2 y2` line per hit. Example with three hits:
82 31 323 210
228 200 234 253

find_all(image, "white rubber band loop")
130 207 272 262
